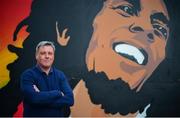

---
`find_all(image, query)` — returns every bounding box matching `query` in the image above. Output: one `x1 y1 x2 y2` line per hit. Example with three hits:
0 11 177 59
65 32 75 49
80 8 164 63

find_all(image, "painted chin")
113 42 149 66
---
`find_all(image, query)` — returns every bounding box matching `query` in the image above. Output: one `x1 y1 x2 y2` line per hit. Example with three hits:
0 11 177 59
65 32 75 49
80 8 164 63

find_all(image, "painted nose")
129 23 155 43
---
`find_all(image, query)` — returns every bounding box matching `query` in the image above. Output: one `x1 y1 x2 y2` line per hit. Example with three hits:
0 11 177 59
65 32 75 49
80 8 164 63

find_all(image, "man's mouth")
113 42 148 65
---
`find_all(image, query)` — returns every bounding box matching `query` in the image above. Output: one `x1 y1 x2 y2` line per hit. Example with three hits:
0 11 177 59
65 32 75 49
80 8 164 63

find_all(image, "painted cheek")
150 38 166 62
157 40 166 59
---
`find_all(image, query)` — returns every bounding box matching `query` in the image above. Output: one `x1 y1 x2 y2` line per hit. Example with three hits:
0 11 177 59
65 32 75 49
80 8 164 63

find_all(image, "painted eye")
112 5 135 17
121 5 133 14
153 24 168 40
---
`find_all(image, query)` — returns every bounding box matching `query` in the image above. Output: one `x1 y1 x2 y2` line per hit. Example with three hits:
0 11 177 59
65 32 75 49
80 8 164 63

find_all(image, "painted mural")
0 0 180 117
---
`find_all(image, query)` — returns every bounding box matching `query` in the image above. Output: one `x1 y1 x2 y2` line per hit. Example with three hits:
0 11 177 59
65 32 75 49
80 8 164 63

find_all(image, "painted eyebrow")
151 12 169 27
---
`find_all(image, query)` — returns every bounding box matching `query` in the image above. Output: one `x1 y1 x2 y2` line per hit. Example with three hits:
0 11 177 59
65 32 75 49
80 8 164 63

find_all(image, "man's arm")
21 70 62 105
50 72 74 108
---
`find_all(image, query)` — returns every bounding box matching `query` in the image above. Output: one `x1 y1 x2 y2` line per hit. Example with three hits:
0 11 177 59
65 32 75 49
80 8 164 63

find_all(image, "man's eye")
112 5 135 17
40 52 46 55
48 52 53 55
153 24 168 40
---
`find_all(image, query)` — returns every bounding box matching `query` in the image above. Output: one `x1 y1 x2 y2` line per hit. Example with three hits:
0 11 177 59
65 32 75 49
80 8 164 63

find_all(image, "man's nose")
45 54 49 58
129 23 155 43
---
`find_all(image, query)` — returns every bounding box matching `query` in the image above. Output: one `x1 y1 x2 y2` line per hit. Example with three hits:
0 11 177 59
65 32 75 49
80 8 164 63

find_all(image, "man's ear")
56 21 70 46
35 53 38 60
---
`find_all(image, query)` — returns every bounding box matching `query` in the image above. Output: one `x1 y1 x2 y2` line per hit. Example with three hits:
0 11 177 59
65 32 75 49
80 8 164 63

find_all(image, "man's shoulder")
53 67 66 79
53 67 64 74
22 66 38 75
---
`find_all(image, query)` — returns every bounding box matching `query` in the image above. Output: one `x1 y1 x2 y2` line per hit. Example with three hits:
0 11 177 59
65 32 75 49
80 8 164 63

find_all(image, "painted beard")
82 70 152 115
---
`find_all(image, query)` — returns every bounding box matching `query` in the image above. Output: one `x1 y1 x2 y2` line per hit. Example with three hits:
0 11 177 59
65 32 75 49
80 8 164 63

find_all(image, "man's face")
86 0 169 89
36 45 54 69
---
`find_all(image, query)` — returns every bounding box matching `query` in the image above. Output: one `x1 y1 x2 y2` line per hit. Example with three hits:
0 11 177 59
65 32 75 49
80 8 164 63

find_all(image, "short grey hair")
36 41 55 53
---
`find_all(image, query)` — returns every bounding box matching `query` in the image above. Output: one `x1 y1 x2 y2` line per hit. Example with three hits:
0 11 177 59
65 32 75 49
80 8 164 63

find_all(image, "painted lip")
112 42 148 65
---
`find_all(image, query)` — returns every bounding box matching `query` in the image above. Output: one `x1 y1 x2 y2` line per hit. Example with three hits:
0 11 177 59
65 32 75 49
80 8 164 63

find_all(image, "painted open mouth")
113 42 148 65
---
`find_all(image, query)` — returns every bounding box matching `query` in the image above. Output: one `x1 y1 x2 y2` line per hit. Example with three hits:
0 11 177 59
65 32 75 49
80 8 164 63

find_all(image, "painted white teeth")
114 44 145 64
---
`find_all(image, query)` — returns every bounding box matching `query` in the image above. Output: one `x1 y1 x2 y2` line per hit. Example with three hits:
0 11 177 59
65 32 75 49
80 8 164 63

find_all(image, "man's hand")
61 92 65 96
33 85 40 92
56 21 70 46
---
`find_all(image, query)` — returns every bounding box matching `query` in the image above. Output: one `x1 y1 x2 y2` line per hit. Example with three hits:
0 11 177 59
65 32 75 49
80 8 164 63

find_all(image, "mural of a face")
86 0 169 89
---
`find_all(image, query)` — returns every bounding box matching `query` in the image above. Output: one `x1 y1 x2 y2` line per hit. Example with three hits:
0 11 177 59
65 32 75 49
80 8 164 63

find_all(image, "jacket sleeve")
50 72 74 108
21 70 62 105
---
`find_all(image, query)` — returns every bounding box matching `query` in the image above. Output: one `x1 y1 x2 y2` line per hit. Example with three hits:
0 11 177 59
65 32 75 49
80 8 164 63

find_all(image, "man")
20 41 74 117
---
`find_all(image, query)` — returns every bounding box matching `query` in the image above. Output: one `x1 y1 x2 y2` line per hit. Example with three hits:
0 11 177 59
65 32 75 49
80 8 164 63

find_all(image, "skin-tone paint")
71 0 170 116
86 0 169 89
